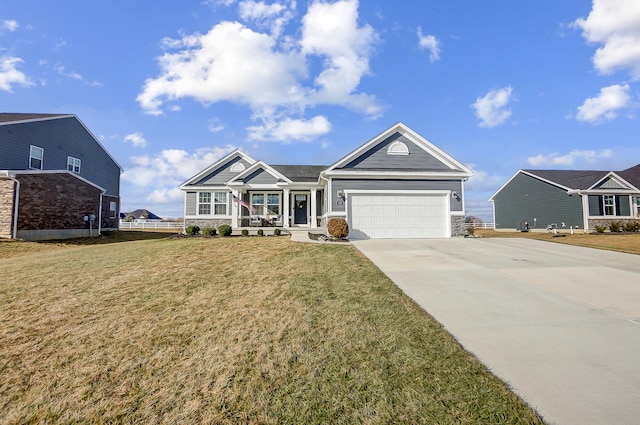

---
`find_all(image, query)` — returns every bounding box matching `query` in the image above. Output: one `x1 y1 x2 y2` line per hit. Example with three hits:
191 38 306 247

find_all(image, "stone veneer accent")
184 218 232 230
451 215 465 237
0 179 16 238
588 218 640 232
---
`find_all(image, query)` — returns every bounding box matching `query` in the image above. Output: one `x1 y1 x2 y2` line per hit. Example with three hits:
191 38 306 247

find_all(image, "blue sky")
1 0 639 221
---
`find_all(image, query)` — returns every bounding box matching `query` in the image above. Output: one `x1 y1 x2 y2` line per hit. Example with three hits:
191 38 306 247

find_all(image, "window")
198 192 211 215
109 201 117 219
67 156 81 173
213 192 227 215
267 194 280 215
251 193 265 216
29 145 44 169
636 197 640 218
387 140 409 155
230 162 246 172
251 193 281 216
603 195 615 216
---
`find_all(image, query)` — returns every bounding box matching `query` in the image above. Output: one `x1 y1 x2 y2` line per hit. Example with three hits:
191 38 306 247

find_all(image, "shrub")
466 227 476 237
185 225 200 235
327 217 349 239
273 228 281 236
241 229 249 236
609 222 622 233
594 225 606 234
257 229 264 236
202 227 216 237
218 224 232 237
624 221 640 232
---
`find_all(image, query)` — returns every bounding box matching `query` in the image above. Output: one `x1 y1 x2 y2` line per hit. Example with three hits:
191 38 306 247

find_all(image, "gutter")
9 173 20 239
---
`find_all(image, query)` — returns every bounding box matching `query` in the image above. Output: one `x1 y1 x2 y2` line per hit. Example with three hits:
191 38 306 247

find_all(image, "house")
0 113 122 240
489 165 640 232
180 122 473 239
120 209 163 222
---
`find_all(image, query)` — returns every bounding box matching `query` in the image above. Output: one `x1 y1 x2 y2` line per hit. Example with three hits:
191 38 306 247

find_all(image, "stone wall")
0 179 15 238
184 218 232 230
451 215 465 237
588 218 640 231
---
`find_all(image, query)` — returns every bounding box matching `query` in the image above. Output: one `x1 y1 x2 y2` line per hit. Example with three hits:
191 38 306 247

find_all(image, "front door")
294 194 308 225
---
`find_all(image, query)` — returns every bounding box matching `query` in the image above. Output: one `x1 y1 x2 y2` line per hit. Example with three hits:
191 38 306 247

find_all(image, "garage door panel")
348 193 448 239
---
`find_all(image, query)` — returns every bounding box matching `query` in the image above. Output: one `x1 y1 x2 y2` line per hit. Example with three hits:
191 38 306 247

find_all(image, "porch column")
283 188 290 228
231 189 239 228
310 188 317 228
581 193 590 233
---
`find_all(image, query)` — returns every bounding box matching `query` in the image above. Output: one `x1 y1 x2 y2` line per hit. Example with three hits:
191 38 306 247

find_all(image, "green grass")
0 235 544 424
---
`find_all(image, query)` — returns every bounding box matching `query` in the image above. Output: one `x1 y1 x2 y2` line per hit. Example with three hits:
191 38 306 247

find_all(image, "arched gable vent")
230 162 246 172
387 140 409 155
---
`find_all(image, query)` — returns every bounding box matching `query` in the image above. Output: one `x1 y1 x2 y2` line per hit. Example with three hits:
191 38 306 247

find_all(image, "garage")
347 192 450 239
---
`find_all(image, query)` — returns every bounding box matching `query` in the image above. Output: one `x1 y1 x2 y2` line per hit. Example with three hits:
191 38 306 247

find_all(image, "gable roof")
227 160 293 185
271 165 327 182
0 113 70 123
618 164 640 188
323 122 472 177
180 149 256 187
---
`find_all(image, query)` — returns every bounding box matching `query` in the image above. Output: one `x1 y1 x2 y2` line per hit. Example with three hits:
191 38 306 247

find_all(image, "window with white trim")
230 162 246 172
603 195 615 216
29 145 44 169
67 156 81 173
109 201 117 218
213 192 227 215
251 192 281 216
198 192 211 215
387 140 409 155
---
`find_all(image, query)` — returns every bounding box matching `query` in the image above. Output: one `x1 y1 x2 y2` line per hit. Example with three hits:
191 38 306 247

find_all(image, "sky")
1 0 639 221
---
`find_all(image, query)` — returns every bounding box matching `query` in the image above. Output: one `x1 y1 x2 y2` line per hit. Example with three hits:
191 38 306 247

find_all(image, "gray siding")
331 178 462 212
341 133 453 171
594 178 626 189
0 116 121 196
494 173 583 229
194 157 251 185
244 168 278 184
185 192 197 216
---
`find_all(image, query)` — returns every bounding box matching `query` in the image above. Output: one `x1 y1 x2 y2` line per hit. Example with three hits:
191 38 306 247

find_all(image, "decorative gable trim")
387 140 409 155
588 172 638 192
324 122 472 176
226 160 293 186
180 149 256 188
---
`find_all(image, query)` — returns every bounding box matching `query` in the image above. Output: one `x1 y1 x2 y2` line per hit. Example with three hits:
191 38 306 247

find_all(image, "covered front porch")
230 188 322 229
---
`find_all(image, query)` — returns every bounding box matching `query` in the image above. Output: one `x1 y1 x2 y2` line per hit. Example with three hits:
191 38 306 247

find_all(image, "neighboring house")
0 113 122 240
121 209 163 222
180 122 473 239
490 165 640 232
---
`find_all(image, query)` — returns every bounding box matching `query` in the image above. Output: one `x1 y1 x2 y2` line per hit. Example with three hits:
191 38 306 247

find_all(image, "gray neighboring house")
490 164 640 232
0 113 123 240
180 122 473 239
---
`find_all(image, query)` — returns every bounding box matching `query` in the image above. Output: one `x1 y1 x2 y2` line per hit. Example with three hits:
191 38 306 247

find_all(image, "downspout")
98 188 107 235
8 173 20 239
318 171 330 227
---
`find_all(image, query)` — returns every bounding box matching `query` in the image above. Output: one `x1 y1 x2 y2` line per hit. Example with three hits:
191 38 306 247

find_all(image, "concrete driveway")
351 237 640 425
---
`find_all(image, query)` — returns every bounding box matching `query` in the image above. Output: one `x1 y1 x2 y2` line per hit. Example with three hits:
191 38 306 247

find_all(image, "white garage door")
348 193 449 239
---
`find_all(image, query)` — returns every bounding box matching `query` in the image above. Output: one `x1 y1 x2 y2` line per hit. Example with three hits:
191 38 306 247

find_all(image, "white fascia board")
324 122 473 175
180 150 256 187
489 170 572 201
323 170 471 179
227 160 293 185
179 185 229 191
587 171 639 191
344 189 450 196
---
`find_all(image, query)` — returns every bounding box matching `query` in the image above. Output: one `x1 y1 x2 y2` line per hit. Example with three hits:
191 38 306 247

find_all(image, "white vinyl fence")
464 222 494 229
119 220 183 230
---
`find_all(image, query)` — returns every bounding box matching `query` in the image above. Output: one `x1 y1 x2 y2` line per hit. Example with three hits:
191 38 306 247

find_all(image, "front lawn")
0 236 544 424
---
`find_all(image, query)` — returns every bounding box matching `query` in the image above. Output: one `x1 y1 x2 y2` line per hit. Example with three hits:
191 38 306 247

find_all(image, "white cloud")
208 117 226 133
527 149 613 167
124 132 148 148
54 63 82 80
0 57 33 92
471 86 514 128
576 83 630 123
1 20 18 32
145 187 185 204
464 164 505 191
137 0 380 141
122 145 237 188
573 0 640 79
417 27 440 62
247 115 331 142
